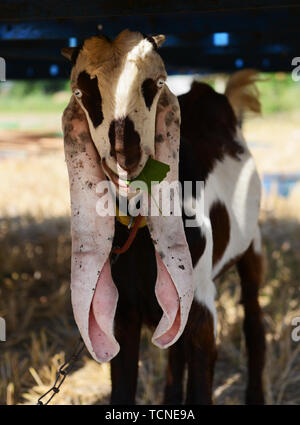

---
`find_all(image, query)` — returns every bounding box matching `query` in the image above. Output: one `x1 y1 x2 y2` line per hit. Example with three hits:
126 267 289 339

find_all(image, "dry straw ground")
0 109 299 405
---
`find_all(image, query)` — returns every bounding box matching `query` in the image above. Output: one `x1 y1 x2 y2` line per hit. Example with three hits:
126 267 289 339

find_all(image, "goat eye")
74 89 82 98
157 78 165 88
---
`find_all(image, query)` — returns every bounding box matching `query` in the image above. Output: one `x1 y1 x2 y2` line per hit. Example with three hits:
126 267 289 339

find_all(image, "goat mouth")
102 159 129 190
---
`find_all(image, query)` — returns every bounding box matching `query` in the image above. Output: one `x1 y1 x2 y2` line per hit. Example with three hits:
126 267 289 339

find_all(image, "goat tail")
225 69 262 121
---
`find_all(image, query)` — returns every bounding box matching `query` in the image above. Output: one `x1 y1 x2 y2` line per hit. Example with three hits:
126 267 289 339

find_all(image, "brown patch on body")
210 201 230 266
179 81 244 182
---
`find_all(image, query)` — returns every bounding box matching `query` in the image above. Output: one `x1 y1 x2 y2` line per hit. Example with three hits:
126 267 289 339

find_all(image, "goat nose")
109 116 141 173
115 149 140 173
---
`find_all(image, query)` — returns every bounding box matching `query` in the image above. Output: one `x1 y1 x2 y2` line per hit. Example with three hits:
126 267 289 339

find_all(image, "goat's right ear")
61 47 77 61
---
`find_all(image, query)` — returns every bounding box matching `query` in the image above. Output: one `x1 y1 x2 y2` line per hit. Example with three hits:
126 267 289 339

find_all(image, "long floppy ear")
63 97 119 363
144 85 194 349
61 47 77 61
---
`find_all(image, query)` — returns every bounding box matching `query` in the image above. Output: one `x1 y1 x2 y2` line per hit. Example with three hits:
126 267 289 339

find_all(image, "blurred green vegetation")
0 80 71 113
208 72 300 115
0 73 299 114
256 73 300 115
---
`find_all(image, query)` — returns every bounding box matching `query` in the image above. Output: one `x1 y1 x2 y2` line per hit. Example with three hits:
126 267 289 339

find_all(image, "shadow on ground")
0 214 299 405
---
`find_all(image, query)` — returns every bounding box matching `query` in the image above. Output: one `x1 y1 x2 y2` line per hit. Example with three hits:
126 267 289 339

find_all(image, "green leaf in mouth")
128 157 170 194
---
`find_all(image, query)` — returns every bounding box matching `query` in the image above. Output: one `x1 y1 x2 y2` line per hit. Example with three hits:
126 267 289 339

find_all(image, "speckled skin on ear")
63 97 119 363
145 85 194 349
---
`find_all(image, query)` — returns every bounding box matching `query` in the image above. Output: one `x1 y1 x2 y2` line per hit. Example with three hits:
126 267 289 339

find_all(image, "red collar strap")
112 214 143 255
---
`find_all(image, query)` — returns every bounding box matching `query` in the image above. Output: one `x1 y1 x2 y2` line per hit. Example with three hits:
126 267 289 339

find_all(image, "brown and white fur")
62 31 265 405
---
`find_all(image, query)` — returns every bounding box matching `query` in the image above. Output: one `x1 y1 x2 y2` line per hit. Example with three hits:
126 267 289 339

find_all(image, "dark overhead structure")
0 0 300 79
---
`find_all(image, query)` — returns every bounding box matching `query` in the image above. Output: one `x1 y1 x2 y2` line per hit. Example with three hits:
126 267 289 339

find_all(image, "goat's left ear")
61 47 77 61
152 34 166 48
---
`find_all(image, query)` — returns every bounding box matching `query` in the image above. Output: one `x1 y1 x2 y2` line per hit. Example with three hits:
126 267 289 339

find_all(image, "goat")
62 31 265 405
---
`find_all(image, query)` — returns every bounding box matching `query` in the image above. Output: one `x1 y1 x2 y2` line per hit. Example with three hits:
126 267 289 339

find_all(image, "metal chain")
37 210 135 403
37 337 85 405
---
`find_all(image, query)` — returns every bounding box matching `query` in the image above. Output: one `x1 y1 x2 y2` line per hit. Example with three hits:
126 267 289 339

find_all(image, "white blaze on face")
114 60 138 117
108 38 165 176
114 36 157 113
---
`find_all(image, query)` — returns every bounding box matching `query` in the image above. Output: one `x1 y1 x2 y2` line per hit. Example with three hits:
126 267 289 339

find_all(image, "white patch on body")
192 216 218 335
191 130 261 335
